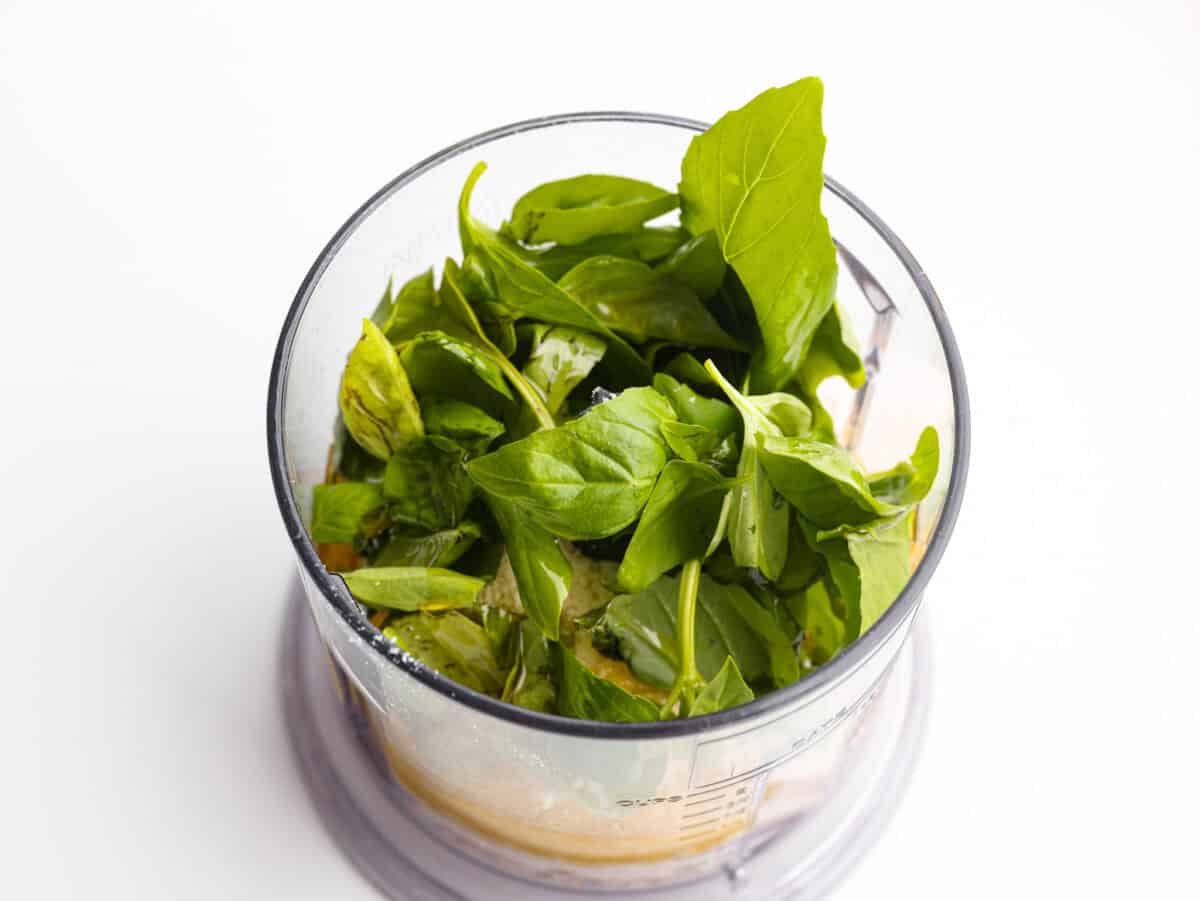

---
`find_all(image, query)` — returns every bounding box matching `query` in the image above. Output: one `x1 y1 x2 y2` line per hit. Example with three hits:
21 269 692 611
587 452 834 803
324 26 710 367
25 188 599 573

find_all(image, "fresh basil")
556 644 659 723
485 494 572 640
399 330 514 404
502 618 557 713
799 300 865 391
656 230 727 300
868 426 940 507
785 577 845 666
382 436 475 531
507 174 678 246
378 268 464 342
311 482 384 545
659 421 738 472
520 324 607 416
339 319 425 461
373 522 482 568
517 226 690 281
383 612 504 695
420 397 505 456
652 373 740 434
690 656 755 716
341 566 485 611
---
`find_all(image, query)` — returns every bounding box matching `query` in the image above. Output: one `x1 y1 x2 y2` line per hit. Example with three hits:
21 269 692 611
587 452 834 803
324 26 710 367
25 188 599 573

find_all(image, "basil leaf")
757 434 902 528
339 319 424 461
341 566 485 611
486 494 572 640
652 373 740 434
370 276 396 328
618 461 733 593
656 231 727 299
480 604 517 668
382 436 475 530
867 426 940 506
516 226 690 281
334 423 387 483
311 482 384 544
378 268 464 342
663 352 717 390
457 163 652 384
508 174 678 246
373 522 482 568
502 618 557 713
803 511 913 640
660 421 738 472
679 78 837 392
690 656 755 716
421 397 505 456
799 300 865 391
399 329 514 403
558 256 744 350
383 612 503 695
750 392 813 437
556 645 659 722
784 577 845 666
521 324 607 416
466 387 676 541
776 516 824 593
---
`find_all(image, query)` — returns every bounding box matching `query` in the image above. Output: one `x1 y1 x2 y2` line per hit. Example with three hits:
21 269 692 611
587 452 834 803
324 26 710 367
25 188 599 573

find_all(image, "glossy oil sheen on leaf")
466 387 676 541
311 482 383 544
679 78 838 392
558 256 743 350
556 645 659 723
383 612 503 695
508 174 678 246
690 656 755 715
339 319 424 460
486 494 572 640
341 566 485 611
382 436 475 530
656 230 727 300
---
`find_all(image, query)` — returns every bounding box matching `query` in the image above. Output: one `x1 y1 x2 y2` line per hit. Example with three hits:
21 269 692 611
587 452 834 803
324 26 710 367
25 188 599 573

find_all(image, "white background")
2 1 1197 897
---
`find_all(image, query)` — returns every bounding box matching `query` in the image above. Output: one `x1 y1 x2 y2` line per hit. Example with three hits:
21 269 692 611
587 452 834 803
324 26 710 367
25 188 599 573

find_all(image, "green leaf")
798 300 865 390
508 174 678 246
457 163 652 384
520 324 607 416
784 577 845 666
399 330 514 403
690 656 755 716
868 427 940 506
618 461 733 592
311 482 384 544
338 319 424 460
421 397 505 456
466 387 676 541
341 567 485 611
515 226 690 281
757 434 902 528
556 645 659 722
663 352 718 390
558 256 743 350
652 372 740 433
480 604 518 668
679 78 837 392
486 494 572 640
656 230 727 299
382 436 475 530
383 612 503 695
334 423 387 483
659 421 738 472
373 522 482 568
370 276 396 328
379 268 463 342
502 619 557 713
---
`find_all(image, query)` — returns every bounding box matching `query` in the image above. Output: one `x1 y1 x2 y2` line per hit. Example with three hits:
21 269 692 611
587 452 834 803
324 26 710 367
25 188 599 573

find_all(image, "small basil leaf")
555 644 659 722
798 299 865 390
690 656 755 716
784 577 845 666
508 174 678 246
521 324 607 416
383 612 503 695
748 392 812 437
656 230 727 300
502 618 557 713
680 78 837 392
379 268 463 342
311 482 384 544
334 423 387 483
659 421 738 472
515 226 690 281
486 494 572 640
399 330 514 403
339 319 424 461
341 566 485 611
370 275 396 328
466 387 676 541
421 397 505 456
662 352 717 390
618 461 733 593
480 604 518 668
652 373 740 434
373 522 482 568
867 427 940 507
382 436 475 530
558 256 744 351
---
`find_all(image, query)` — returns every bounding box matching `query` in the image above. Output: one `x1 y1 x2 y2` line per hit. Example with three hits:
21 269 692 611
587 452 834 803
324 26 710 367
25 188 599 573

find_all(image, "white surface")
2 1 1197 898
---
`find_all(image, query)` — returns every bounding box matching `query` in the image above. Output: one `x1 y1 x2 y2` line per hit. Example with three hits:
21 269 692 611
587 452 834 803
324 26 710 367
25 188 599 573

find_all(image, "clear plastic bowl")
267 112 969 897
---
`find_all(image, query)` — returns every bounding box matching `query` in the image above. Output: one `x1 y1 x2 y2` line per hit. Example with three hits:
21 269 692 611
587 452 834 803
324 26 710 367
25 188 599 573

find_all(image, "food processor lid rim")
266 110 971 739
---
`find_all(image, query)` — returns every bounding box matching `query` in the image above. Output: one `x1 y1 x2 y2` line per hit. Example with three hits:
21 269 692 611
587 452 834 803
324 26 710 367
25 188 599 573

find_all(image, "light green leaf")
556 645 659 722
663 352 717 390
399 330 514 402
656 230 727 299
480 604 517 667
379 268 463 342
508 174 678 246
383 612 503 695
502 619 557 713
486 494 572 640
382 436 475 530
341 566 485 611
373 522 482 568
784 577 846 666
659 421 738 472
679 78 837 392
520 324 607 416
338 319 424 460
868 427 940 506
311 482 383 544
515 226 690 281
690 656 755 716
652 372 740 434
421 397 505 455
798 300 865 391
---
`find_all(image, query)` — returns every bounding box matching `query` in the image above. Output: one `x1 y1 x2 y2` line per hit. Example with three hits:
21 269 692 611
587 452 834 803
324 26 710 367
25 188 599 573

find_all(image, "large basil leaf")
558 256 744 350
656 230 727 300
341 566 485 611
466 387 676 541
556 645 659 722
652 373 740 433
486 495 572 640
508 174 678 246
690 656 755 716
679 78 837 392
373 522 481 568
457 163 651 384
311 482 383 544
798 300 865 390
382 436 475 530
868 426 940 506
383 612 503 695
502 618 557 713
521 324 606 416
617 461 733 593
339 319 424 460
519 226 690 281
421 397 505 456
399 330 514 403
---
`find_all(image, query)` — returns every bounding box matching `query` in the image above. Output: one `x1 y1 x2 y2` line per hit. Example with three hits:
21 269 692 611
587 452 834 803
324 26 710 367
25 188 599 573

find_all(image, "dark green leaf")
556 644 659 722
341 566 485 611
399 329 514 402
334 423 387 483
508 174 678 246
652 373 740 434
383 612 503 695
311 482 383 544
373 522 482 568
659 421 738 472
502 619 557 713
421 397 505 456
558 256 743 350
379 268 463 342
680 78 837 392
486 494 572 640
618 461 733 592
382 436 475 530
690 656 755 716
466 387 676 541
656 230 727 299
663 352 717 390
339 319 424 460
868 427 940 506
